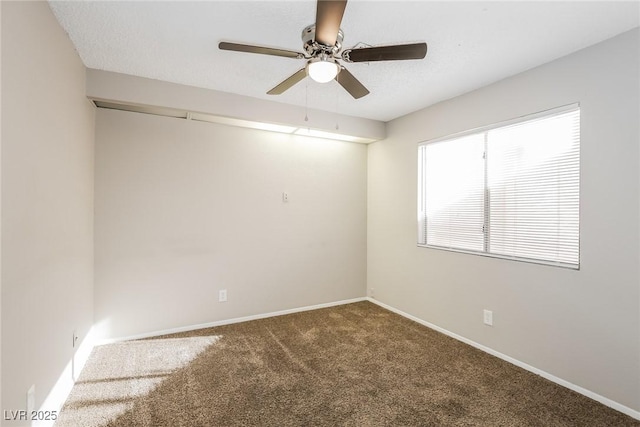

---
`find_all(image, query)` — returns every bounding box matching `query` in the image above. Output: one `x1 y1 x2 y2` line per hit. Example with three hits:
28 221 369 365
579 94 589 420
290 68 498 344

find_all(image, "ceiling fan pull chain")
304 83 309 122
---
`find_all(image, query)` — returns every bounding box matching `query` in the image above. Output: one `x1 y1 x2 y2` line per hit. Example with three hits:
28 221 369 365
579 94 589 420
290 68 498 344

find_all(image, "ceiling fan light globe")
307 59 340 83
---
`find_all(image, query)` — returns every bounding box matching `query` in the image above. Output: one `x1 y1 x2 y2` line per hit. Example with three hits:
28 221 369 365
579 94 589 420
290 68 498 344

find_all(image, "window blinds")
418 105 580 268
421 134 485 252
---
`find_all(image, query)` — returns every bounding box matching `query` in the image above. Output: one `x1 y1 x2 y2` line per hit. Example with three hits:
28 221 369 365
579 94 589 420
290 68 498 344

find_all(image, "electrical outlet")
219 289 227 302
282 192 289 202
369 288 375 298
483 309 493 326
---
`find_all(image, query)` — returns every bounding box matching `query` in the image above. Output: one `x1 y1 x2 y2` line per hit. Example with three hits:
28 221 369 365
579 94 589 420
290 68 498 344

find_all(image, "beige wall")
94 109 367 340
368 28 640 412
1 0 95 415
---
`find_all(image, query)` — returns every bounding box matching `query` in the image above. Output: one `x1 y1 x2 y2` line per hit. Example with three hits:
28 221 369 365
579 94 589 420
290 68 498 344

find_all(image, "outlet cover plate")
483 309 493 326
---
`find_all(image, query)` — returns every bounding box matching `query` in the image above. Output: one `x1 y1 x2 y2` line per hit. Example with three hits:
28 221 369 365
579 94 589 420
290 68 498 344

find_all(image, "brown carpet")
56 301 639 426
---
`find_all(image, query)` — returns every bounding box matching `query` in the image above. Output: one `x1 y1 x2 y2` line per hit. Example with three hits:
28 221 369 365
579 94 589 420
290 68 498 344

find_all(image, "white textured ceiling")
49 1 639 122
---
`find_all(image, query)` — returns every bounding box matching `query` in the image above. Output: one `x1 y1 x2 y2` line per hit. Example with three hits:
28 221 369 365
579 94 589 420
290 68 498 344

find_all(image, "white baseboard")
34 326 97 427
96 296 368 345
366 297 640 421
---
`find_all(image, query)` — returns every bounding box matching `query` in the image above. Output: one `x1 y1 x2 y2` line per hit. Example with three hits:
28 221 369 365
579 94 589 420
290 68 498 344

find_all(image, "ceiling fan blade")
267 68 307 95
342 42 427 63
219 42 304 59
315 0 347 46
335 66 369 99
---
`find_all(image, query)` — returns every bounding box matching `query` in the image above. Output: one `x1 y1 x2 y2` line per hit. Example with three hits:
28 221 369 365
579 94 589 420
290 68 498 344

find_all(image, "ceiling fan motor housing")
302 24 344 57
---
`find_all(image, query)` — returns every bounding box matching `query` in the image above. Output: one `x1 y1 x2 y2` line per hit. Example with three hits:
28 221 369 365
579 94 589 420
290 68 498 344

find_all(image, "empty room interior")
1 0 640 425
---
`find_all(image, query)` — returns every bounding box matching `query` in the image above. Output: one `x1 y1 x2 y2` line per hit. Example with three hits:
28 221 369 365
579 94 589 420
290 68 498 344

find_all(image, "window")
418 105 580 269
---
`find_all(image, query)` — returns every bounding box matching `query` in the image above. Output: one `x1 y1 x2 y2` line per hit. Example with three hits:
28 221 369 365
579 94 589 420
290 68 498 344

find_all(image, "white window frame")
417 103 580 269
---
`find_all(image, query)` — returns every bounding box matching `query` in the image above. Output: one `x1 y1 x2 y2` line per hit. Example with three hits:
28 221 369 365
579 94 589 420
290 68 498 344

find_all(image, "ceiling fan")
218 0 427 99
